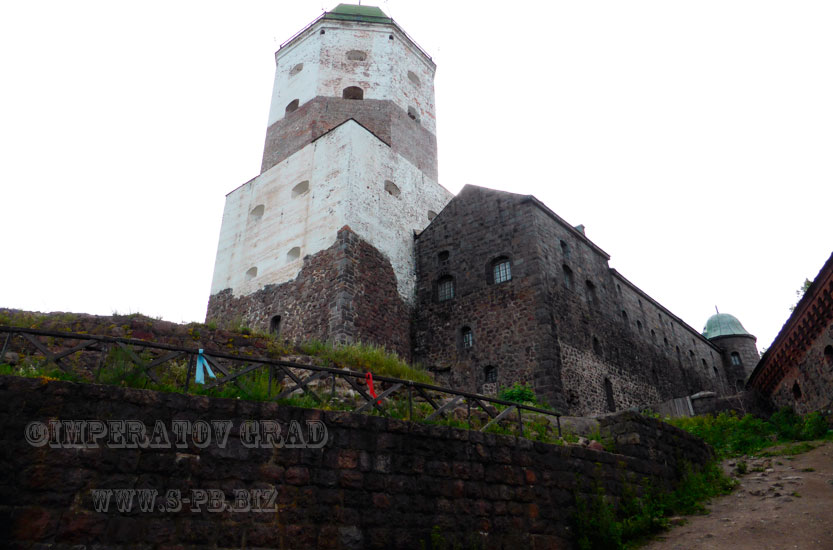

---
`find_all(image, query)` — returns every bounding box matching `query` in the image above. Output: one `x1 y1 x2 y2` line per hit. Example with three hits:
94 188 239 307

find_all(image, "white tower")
208 5 451 350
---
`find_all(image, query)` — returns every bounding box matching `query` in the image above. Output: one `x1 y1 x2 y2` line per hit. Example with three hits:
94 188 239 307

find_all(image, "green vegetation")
498 382 538 405
299 340 434 384
667 408 831 458
574 462 736 550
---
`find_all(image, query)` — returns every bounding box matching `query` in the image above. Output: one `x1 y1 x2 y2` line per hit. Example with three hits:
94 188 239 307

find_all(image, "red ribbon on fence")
365 372 378 402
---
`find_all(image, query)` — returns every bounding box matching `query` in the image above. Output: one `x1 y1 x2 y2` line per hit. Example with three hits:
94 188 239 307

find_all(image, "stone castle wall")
414 186 731 415
208 226 411 360
0 376 712 549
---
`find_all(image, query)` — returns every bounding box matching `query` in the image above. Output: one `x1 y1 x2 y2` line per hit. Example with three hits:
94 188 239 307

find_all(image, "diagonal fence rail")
0 326 562 437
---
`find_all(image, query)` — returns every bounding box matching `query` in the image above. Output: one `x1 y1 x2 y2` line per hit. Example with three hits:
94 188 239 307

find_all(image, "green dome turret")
702 313 752 339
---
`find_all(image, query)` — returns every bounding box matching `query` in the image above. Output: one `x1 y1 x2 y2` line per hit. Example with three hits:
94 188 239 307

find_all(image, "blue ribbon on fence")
195 349 216 385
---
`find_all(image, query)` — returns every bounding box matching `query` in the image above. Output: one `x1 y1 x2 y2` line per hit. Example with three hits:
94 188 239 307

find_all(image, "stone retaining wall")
0 376 712 549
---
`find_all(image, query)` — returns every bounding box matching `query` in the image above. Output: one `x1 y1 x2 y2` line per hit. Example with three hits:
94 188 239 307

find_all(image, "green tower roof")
702 313 752 339
325 4 392 23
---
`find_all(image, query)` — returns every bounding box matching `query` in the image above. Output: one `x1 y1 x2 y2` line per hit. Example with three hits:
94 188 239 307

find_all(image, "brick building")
207 4 760 415
748 252 833 414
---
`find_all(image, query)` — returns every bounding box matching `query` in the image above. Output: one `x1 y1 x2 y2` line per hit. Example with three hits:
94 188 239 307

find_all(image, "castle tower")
207 4 452 355
702 312 759 392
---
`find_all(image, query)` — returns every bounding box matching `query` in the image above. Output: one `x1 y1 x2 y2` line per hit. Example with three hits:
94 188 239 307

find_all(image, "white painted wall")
266 18 436 134
210 120 452 300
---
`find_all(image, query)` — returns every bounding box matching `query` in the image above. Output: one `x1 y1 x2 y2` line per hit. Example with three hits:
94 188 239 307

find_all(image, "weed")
298 340 433 384
734 460 748 475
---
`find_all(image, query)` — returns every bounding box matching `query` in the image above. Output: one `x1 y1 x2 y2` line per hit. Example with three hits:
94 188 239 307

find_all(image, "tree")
789 278 812 312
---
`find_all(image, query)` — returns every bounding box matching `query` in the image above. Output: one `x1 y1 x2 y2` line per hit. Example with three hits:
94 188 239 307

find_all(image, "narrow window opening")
461 327 473 350
249 204 265 220
702 358 708 369
592 337 602 356
560 240 570 259
245 267 257 281
384 180 401 198
291 180 310 198
622 310 628 323
824 345 833 366
563 265 573 290
493 258 511 284
585 280 597 304
287 247 301 263
637 320 643 332
650 329 656 342
407 70 421 86
484 366 497 384
346 50 367 61
285 99 299 114
730 352 742 366
664 337 669 347
713 366 718 378
792 381 802 400
289 63 304 77
407 106 420 122
342 86 364 100
438 251 449 262
616 283 622 295
270 315 282 335
604 378 615 412
437 276 455 302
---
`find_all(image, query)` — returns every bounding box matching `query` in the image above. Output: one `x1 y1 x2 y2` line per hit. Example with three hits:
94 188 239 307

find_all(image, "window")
427 210 437 221
407 106 420 122
730 352 742 366
592 337 602 356
824 345 833 366
249 204 265 220
650 329 656 342
270 315 281 335
346 50 367 61
438 251 449 262
285 99 299 114
291 180 309 198
637 320 643 332
437 276 455 302
407 70 421 86
563 265 573 289
792 381 802 400
484 366 497 384
245 267 257 281
493 258 511 284
461 327 473 350
585 280 597 304
702 358 708 369
560 240 570 259
384 180 401 198
664 337 669 348
604 378 615 412
342 86 364 100
289 63 304 76
622 310 628 323
287 247 301 262
616 284 622 295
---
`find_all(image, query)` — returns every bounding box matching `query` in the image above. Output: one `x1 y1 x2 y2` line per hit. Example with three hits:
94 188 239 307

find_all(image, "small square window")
461 327 473 349
438 277 455 302
493 260 511 284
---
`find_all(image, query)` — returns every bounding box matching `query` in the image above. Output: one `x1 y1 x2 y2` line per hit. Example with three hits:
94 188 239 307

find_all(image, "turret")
703 312 759 391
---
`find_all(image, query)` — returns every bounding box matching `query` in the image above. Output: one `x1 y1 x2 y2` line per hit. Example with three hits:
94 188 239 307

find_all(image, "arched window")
384 180 401 198
437 276 455 302
249 204 265 220
291 180 310 198
585 280 597 304
824 345 833 367
461 327 473 350
563 265 573 290
342 86 364 100
287 247 301 262
407 70 421 86
492 257 511 284
792 381 802 400
730 352 742 366
560 240 570 260
270 315 282 335
438 251 449 262
285 99 299 114
245 267 257 281
484 365 497 384
345 50 367 61
289 63 304 77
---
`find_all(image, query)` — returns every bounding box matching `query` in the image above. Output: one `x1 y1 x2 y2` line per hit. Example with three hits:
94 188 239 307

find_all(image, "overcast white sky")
1 1 830 350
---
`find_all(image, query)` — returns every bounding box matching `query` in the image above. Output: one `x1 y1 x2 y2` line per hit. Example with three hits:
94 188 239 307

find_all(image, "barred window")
461 327 473 350
493 258 511 284
437 276 455 302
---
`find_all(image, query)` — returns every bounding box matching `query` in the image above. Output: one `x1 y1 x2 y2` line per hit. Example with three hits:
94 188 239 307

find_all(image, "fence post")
517 406 523 436
184 353 195 392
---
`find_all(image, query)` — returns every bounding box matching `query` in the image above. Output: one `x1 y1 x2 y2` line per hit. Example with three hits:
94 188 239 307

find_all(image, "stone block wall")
0 376 713 549
261 97 437 181
207 226 411 360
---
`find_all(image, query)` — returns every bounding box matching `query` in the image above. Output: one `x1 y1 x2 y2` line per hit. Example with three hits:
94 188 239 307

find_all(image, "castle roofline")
277 5 435 68
520 194 610 261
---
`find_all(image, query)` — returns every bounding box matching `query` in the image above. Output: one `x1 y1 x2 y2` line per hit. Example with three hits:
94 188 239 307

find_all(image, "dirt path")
643 440 833 550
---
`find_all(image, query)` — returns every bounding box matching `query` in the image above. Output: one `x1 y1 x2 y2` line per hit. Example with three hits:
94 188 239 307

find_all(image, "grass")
298 340 434 384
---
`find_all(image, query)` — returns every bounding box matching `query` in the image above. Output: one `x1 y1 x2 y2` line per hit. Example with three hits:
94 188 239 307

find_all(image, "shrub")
499 382 538 405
